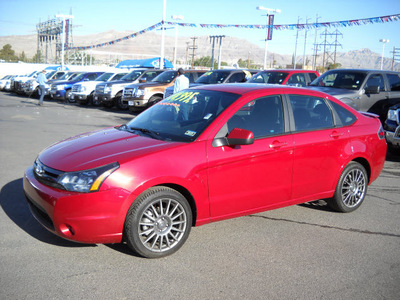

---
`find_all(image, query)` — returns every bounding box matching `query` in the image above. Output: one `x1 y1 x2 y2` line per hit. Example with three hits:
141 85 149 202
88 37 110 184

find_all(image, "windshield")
152 71 178 83
248 71 289 84
45 71 56 79
196 71 232 84
71 73 87 81
310 71 367 90
121 70 145 81
95 73 114 81
124 89 240 142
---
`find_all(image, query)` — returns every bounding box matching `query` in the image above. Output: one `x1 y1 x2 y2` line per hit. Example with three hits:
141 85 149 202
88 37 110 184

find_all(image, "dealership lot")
0 93 399 299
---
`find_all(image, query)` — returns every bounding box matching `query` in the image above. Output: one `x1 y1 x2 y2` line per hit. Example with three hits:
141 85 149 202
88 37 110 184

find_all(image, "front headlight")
135 89 145 97
57 85 65 90
58 162 119 193
387 109 398 121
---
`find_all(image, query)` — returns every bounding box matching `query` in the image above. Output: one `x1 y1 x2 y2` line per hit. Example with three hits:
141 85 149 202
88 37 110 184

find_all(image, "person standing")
173 68 189 94
36 70 47 106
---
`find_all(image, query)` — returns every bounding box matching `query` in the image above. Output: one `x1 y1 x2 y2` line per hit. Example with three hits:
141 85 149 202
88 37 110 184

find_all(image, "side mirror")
139 78 147 83
212 128 254 147
364 86 380 94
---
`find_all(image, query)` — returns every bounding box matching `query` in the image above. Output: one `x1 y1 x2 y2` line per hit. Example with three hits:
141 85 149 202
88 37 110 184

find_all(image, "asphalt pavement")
0 92 399 300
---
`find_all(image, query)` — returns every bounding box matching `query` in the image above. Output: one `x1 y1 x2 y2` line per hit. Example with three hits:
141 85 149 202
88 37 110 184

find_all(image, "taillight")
378 125 385 139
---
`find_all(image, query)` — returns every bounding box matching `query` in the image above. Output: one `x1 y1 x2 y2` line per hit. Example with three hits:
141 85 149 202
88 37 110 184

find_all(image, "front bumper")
50 90 65 99
71 93 88 101
126 97 149 110
23 166 128 244
94 94 114 103
385 126 400 148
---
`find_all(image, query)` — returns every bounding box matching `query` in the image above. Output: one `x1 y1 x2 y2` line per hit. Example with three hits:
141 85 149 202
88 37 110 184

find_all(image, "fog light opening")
59 224 75 237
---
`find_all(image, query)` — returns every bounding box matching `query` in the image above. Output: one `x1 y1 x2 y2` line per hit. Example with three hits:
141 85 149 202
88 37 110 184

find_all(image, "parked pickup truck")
24 70 68 98
94 69 165 110
12 71 40 94
384 103 400 152
71 71 128 105
308 69 400 122
124 69 205 111
50 72 104 102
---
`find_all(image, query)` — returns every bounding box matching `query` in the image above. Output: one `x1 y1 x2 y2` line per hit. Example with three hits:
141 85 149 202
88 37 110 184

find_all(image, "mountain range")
1 30 398 70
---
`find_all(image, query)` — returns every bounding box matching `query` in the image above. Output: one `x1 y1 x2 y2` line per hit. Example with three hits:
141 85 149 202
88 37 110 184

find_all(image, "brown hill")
1 31 398 70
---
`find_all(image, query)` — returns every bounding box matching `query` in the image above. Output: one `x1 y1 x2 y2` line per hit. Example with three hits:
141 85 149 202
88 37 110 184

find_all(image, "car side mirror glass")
365 86 380 94
212 128 254 147
139 78 147 83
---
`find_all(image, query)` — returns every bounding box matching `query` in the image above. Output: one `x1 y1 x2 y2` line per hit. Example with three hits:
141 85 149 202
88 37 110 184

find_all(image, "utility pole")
189 37 198 69
55 14 74 70
293 16 301 69
391 47 400 71
302 17 311 69
312 14 320 70
185 42 190 66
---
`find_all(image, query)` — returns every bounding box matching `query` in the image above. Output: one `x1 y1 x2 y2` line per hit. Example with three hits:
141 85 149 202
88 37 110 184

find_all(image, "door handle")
269 141 287 149
330 131 344 138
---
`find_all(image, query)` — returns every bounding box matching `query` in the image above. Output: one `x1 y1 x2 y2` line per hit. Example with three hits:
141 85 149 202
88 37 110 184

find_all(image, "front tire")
147 95 162 108
124 186 192 258
116 93 128 110
328 162 368 213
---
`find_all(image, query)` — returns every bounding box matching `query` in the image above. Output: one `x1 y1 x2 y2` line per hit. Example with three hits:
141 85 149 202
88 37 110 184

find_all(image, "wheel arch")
351 157 371 183
155 183 198 226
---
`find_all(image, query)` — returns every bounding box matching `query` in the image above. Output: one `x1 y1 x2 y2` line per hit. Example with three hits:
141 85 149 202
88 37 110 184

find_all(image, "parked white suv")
71 71 128 105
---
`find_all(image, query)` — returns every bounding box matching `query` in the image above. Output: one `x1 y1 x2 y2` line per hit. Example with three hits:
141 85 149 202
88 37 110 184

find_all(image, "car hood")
104 80 133 87
52 80 76 85
307 86 360 98
138 82 169 88
38 127 181 172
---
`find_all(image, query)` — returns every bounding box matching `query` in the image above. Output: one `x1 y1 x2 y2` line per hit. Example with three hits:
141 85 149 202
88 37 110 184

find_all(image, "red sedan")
23 84 387 258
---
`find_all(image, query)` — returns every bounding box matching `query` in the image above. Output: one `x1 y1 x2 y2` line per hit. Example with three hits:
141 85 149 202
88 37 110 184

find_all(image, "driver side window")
222 95 284 139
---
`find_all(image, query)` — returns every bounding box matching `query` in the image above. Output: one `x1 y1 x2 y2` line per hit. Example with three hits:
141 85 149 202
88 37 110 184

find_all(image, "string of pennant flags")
67 13 400 51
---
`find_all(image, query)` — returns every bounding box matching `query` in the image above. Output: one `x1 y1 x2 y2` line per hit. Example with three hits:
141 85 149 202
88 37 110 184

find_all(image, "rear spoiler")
360 111 379 119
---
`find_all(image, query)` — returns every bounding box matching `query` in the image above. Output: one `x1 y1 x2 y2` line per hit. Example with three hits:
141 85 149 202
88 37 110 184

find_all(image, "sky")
1 0 399 58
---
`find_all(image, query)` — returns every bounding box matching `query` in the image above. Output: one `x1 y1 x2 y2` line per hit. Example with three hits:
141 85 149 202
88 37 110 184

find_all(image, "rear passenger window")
387 73 400 91
308 73 318 82
287 74 307 86
289 95 334 131
329 101 357 126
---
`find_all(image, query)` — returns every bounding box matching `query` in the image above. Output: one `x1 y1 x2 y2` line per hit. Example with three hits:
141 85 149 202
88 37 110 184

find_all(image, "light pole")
379 39 389 70
56 14 74 70
172 15 184 68
257 6 281 70
160 0 167 69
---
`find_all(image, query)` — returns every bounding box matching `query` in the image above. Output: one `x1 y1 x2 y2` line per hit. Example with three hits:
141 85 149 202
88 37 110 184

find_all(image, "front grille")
72 85 80 93
34 159 65 190
25 194 55 231
96 85 105 93
123 88 135 97
51 84 56 91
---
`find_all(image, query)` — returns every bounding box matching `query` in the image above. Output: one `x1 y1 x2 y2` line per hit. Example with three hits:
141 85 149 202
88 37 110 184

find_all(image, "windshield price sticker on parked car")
164 91 200 104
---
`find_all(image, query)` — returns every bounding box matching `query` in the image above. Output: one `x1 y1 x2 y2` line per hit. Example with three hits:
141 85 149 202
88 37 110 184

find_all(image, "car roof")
192 83 321 95
257 69 318 73
325 68 400 74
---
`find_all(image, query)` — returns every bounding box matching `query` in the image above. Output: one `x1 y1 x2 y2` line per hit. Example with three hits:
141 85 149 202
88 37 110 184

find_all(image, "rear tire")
328 162 368 213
